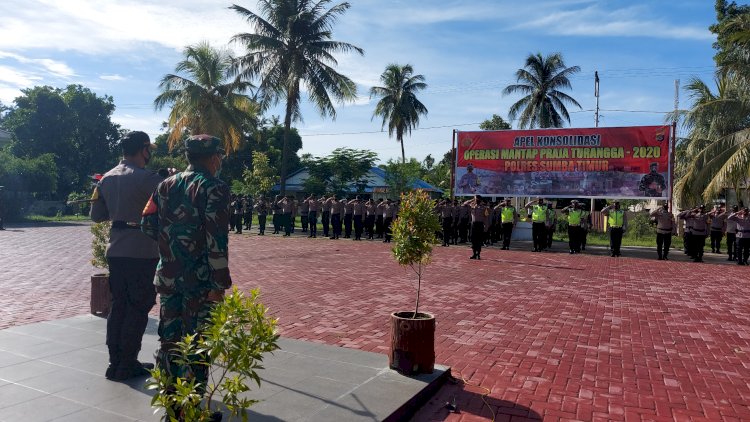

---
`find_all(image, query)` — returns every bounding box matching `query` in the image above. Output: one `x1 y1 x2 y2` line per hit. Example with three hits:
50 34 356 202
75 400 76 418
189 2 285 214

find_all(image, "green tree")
671 74 750 205
370 64 429 163
241 151 278 198
710 0 750 66
390 190 441 317
231 0 363 195
382 158 422 199
2 85 119 197
502 52 581 129
0 150 57 193
301 148 377 196
154 42 258 154
479 114 511 130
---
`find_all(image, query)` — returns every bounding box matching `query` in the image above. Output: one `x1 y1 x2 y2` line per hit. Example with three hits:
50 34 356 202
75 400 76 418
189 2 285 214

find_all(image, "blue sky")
0 0 719 163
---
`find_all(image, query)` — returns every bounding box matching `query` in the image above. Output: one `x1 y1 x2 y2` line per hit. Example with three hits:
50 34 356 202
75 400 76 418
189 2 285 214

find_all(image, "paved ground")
1 222 749 421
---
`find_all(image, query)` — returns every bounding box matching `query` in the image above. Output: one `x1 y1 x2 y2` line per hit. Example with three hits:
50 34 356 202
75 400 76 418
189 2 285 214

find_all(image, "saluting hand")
207 289 225 302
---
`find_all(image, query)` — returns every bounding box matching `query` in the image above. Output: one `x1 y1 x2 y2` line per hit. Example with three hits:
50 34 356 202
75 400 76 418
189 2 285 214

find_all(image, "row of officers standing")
229 194 401 241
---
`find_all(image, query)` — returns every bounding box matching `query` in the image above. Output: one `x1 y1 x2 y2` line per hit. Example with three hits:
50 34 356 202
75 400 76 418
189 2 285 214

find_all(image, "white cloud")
0 51 75 78
516 4 714 40
100 74 126 81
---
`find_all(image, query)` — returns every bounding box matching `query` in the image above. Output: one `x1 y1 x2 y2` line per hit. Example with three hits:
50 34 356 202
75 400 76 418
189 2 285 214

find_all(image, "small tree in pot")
90 221 112 317
389 190 441 375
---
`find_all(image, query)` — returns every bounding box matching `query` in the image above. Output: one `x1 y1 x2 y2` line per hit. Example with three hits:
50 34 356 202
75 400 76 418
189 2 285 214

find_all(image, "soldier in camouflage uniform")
141 135 232 412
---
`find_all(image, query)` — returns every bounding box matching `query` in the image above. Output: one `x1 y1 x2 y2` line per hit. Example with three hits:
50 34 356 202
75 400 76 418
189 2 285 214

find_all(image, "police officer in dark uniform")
90 131 165 380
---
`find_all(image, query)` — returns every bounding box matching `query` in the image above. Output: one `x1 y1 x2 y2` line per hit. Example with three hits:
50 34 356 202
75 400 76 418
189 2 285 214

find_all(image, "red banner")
454 126 671 199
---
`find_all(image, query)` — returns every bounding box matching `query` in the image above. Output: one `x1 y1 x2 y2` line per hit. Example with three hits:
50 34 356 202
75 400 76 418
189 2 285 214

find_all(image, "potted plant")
389 190 442 375
148 288 279 421
90 221 112 317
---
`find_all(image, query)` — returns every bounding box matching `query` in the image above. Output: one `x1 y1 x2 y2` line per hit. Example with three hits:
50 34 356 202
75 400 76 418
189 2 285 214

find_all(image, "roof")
272 166 443 194
0 128 11 147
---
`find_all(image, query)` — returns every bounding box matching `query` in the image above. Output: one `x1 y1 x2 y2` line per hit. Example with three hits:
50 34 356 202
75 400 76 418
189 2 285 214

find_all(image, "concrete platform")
0 315 449 421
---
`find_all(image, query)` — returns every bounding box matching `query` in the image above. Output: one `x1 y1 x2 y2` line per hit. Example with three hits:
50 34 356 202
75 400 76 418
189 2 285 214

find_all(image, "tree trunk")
280 94 296 196
400 135 406 164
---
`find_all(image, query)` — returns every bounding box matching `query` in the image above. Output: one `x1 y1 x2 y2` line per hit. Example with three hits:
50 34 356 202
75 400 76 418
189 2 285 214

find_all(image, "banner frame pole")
450 129 457 200
670 122 677 213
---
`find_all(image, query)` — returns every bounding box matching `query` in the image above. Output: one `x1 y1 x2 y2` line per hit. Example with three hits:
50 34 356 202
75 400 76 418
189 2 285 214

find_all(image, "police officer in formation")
602 201 627 257
254 196 268 235
561 200 584 254
649 203 676 260
728 206 750 265
526 198 548 252
463 195 490 259
678 205 710 262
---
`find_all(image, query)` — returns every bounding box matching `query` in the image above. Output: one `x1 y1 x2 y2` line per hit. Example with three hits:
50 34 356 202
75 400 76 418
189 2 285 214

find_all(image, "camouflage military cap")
185 134 225 155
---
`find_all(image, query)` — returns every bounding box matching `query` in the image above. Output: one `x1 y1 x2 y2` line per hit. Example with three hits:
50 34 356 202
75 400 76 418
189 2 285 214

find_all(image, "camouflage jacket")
141 164 232 294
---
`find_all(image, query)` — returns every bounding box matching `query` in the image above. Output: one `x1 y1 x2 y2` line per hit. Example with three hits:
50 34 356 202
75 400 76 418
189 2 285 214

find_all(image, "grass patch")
23 214 91 223
554 232 685 249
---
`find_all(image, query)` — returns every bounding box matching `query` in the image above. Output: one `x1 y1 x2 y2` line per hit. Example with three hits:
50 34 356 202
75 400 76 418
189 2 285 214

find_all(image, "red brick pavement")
2 223 750 421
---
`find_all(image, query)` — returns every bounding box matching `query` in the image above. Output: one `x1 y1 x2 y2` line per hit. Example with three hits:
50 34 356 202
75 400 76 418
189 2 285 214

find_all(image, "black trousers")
353 215 363 239
365 215 375 238
106 257 158 369
442 217 452 245
384 217 393 242
308 211 317 236
273 214 280 233
727 233 736 258
710 230 723 252
532 222 546 251
502 223 513 248
301 214 309 231
375 215 384 237
244 213 252 230
258 214 266 234
568 225 581 252
459 218 470 243
471 222 484 255
233 214 242 233
322 211 330 236
610 227 624 255
656 232 672 258
737 237 750 263
344 214 353 237
684 232 692 256
691 234 706 260
331 214 342 238
283 213 292 235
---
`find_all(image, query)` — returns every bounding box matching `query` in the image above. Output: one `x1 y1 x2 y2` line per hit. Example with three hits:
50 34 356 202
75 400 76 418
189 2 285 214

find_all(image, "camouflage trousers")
156 291 214 390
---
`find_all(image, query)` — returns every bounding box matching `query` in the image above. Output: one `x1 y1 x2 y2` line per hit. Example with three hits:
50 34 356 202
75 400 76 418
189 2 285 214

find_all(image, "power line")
297 108 673 137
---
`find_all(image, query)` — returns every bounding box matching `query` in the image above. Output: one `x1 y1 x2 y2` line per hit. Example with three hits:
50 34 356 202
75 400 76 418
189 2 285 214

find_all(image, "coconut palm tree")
672 74 750 205
154 42 257 154
231 0 363 194
502 52 582 129
370 64 428 163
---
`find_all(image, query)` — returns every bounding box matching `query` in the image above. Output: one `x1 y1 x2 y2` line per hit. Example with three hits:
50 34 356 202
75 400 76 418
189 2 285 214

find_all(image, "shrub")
90 221 110 269
391 190 441 318
147 288 279 421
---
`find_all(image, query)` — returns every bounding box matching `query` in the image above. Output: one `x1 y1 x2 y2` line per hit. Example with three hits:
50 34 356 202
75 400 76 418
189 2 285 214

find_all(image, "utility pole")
670 79 679 212
594 71 600 128
591 71 600 217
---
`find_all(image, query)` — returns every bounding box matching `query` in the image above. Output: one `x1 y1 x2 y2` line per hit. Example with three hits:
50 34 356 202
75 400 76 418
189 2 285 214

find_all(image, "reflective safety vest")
608 210 625 228
568 210 582 225
501 207 515 223
532 205 546 223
